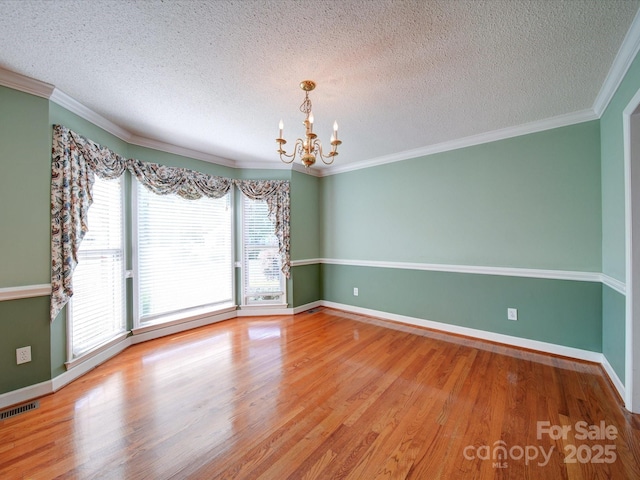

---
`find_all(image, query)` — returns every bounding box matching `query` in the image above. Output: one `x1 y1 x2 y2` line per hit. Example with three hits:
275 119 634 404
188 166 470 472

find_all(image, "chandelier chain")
300 92 312 115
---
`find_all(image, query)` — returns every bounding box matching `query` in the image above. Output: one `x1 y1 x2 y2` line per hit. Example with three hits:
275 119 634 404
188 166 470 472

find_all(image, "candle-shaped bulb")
278 119 283 138
309 112 314 124
333 121 338 140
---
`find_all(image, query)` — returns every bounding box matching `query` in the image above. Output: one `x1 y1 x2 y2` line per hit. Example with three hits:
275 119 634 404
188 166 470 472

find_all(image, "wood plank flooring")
1 307 639 479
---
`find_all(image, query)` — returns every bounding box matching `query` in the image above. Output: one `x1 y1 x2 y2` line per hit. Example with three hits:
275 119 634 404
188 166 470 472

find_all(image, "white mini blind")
137 183 233 323
242 196 284 304
71 176 125 358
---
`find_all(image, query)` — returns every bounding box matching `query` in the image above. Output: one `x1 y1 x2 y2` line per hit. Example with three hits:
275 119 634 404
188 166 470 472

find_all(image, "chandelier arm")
314 139 337 166
278 138 304 164
278 151 295 164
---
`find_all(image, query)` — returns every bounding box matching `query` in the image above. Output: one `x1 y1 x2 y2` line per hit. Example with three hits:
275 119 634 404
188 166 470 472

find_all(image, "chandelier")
276 80 341 169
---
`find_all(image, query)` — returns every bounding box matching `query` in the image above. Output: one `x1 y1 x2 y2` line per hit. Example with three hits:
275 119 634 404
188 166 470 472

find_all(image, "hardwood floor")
1 307 639 479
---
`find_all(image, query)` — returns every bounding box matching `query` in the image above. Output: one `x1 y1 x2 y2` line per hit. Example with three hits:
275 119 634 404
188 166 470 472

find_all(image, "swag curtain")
50 124 291 321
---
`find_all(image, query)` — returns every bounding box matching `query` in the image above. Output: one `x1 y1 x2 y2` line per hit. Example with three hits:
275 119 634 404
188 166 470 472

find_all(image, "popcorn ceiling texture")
0 0 638 168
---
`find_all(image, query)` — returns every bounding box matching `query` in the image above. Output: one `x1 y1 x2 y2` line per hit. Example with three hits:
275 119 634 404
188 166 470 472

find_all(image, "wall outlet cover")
507 308 518 321
16 346 31 364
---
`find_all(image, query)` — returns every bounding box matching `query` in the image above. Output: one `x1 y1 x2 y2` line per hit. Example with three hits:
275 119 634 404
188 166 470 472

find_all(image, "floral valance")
50 124 290 321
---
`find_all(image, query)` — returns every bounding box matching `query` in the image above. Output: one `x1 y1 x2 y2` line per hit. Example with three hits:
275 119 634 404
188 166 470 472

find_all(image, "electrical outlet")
16 346 31 365
507 308 518 321
353 287 359 296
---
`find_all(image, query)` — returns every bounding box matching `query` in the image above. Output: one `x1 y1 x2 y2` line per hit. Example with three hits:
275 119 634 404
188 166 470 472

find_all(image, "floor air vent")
0 400 39 420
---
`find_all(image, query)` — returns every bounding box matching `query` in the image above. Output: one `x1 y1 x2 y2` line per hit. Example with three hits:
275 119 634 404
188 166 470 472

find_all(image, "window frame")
65 174 127 367
132 181 236 330
240 194 286 307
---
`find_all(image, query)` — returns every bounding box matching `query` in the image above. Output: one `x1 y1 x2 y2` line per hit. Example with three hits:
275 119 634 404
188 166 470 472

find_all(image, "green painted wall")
602 286 625 381
322 264 602 352
319 121 602 350
0 86 51 287
290 170 320 261
320 121 601 272
0 87 52 394
599 47 640 388
292 264 322 307
50 103 129 156
601 52 640 282
50 305 66 378
290 170 321 306
0 297 51 392
235 168 291 181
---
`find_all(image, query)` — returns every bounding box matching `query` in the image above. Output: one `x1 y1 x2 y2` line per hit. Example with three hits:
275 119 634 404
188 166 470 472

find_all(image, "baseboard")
320 301 603 363
601 353 626 402
131 310 238 343
235 300 323 316
54 336 133 392
293 300 323 314
0 380 52 411
236 306 293 317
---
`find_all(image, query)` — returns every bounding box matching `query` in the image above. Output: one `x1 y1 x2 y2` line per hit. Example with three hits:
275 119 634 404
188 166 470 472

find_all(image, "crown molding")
321 109 598 176
593 8 640 116
233 159 294 171
127 134 237 168
49 88 133 142
291 162 322 177
0 67 54 98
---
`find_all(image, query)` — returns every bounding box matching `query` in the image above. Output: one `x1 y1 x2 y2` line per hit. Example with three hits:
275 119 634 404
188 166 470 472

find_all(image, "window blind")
137 183 233 323
242 196 284 304
71 176 126 358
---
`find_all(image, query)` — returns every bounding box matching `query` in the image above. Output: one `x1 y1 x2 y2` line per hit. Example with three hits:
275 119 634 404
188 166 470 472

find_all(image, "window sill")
239 303 288 310
66 331 130 370
133 303 237 336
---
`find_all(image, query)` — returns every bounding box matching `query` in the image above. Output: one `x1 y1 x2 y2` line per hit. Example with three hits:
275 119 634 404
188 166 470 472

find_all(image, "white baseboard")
236 306 293 317
292 300 323 314
601 353 626 401
131 310 237 343
0 380 52 411
235 300 323 316
55 336 132 390
320 301 604 364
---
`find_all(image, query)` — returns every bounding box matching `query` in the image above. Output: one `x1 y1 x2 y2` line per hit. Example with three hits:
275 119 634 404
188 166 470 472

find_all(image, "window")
69 176 126 359
242 196 285 305
136 183 233 325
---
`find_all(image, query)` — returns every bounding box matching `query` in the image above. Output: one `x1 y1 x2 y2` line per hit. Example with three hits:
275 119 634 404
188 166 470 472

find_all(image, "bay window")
135 183 234 326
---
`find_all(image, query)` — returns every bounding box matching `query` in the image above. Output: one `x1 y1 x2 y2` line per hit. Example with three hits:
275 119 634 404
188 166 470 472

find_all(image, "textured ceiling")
0 0 639 172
